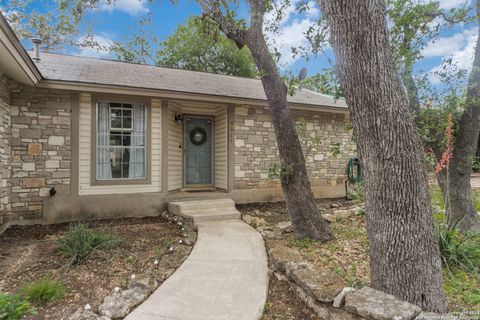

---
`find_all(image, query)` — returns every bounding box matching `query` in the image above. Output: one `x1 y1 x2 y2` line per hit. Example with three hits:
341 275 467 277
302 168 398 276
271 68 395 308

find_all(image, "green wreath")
190 127 207 146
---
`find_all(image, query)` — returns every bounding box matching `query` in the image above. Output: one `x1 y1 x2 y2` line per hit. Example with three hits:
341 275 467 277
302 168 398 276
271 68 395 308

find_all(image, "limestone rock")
330 309 363 320
287 264 346 303
268 245 303 272
128 275 158 293
68 308 110 320
333 287 355 308
98 293 131 319
155 266 176 282
323 214 335 222
121 288 149 307
415 312 446 320
345 287 422 320
243 215 267 228
261 230 283 240
276 221 293 233
333 209 353 219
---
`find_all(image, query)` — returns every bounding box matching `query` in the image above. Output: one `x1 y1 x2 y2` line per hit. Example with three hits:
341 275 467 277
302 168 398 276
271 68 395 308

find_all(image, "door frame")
183 114 215 188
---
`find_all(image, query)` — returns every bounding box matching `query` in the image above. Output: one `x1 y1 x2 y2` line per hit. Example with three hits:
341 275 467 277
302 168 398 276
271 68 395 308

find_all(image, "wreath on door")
190 127 207 146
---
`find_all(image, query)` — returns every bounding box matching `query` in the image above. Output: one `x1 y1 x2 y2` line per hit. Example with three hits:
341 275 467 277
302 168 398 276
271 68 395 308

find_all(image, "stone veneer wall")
8 85 72 221
0 75 12 227
233 105 356 190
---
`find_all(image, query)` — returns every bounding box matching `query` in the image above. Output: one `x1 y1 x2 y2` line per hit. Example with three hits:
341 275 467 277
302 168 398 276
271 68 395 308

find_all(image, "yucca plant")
436 222 480 275
19 278 65 304
57 223 122 267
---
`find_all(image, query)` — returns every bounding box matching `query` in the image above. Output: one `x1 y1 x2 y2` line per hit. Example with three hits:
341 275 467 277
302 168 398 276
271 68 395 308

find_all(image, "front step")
168 198 241 223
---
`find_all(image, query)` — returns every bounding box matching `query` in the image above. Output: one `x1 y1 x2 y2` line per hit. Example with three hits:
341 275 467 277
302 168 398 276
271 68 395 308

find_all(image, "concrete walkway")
125 219 268 320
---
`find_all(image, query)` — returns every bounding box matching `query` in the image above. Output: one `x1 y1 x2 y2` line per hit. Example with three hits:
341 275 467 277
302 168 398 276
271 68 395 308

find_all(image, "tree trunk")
444 0 480 231
244 25 333 241
320 0 447 312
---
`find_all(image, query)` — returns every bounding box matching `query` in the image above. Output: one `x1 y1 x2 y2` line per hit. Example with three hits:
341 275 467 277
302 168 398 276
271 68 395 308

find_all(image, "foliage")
473 157 480 173
444 270 480 309
329 143 341 158
436 222 480 275
288 237 316 249
296 120 321 157
434 113 454 174
267 163 293 181
18 278 65 304
112 16 258 78
56 223 122 266
0 293 36 320
4 0 98 51
301 66 344 98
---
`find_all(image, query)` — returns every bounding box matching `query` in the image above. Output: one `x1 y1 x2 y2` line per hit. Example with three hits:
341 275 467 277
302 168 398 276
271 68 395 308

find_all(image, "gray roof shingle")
32 52 347 109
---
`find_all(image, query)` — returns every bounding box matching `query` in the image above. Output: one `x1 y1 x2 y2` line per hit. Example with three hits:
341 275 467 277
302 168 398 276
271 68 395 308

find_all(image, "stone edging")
67 212 196 320
267 242 444 320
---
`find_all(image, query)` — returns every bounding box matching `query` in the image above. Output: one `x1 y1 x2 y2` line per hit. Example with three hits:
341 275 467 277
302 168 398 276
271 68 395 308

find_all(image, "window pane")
110 134 122 146
123 117 132 129
111 117 121 129
122 133 131 146
110 103 121 108
123 109 132 117
110 148 122 178
122 163 130 178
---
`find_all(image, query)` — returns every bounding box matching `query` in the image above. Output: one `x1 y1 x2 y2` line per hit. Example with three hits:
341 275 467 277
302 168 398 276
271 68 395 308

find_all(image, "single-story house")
0 13 355 229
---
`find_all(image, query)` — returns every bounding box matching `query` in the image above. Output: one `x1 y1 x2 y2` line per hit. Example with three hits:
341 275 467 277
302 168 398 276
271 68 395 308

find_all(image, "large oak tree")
319 0 447 312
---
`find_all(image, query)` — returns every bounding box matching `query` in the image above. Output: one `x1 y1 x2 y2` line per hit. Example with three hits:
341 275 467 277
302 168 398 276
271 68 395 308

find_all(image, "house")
0 13 355 229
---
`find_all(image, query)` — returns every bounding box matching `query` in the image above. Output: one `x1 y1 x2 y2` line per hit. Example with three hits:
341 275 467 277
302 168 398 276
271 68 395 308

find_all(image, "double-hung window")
96 102 147 180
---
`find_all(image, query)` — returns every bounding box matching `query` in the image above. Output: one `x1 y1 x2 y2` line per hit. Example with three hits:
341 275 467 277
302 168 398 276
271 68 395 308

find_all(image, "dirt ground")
0 216 193 320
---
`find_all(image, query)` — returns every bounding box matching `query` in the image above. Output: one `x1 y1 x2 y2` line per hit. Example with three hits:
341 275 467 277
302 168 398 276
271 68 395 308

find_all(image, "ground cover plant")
0 216 195 319
240 195 480 313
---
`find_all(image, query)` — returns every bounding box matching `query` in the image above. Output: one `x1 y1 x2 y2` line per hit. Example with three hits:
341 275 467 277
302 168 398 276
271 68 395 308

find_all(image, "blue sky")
1 0 476 82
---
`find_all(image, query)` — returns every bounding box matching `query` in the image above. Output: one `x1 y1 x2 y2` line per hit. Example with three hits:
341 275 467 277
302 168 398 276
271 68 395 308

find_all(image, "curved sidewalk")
125 219 268 320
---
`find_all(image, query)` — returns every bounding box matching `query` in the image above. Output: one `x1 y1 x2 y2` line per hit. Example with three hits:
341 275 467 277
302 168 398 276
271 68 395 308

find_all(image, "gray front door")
184 116 213 187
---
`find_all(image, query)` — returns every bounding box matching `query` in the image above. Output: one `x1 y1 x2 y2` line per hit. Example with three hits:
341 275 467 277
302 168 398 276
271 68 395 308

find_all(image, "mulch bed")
0 216 193 320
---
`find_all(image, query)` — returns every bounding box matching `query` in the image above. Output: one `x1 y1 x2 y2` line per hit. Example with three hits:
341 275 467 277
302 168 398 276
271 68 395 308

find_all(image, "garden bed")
238 199 480 315
0 215 196 319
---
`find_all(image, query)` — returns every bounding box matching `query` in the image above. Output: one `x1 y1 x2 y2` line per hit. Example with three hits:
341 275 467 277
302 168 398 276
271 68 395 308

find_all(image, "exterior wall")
214 106 228 190
77 93 162 195
167 103 182 191
9 85 72 221
233 105 356 191
0 75 12 227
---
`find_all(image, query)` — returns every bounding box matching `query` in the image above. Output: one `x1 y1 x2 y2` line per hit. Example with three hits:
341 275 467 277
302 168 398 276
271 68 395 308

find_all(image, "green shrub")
57 223 121 266
0 292 36 320
19 278 65 304
436 223 480 275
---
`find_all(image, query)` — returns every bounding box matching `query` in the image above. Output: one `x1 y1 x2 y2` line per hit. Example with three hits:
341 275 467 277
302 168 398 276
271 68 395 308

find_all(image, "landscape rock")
333 209 354 219
415 311 447 320
287 264 347 303
323 214 335 222
121 288 149 307
154 266 176 282
330 309 363 320
333 287 355 308
345 287 422 320
276 221 293 233
268 245 303 272
261 229 283 240
98 292 131 319
243 215 267 228
128 275 158 293
68 308 110 320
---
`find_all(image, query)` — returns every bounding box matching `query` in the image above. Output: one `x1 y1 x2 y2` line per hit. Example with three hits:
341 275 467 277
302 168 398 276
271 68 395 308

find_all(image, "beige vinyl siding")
215 106 228 189
168 104 182 191
78 93 162 195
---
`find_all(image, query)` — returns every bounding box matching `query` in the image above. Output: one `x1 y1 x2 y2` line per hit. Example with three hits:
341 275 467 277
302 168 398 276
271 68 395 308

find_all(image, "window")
96 102 147 180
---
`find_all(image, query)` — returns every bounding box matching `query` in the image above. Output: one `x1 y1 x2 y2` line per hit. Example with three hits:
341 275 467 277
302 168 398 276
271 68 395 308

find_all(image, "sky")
0 0 476 83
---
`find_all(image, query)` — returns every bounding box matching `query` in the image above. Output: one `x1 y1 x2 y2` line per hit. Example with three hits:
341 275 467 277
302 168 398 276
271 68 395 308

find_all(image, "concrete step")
168 198 240 223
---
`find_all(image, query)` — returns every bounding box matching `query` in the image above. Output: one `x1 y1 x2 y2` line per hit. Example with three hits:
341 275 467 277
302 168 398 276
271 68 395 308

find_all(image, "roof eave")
0 14 42 86
40 79 349 113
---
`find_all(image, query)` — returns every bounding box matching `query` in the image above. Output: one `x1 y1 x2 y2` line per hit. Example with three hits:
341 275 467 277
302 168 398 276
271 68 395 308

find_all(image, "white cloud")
77 34 113 58
438 0 468 9
426 28 477 83
264 0 321 66
99 0 149 16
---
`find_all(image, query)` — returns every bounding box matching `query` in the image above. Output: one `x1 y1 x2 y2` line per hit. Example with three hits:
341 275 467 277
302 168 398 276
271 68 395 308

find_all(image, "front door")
184 116 213 187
